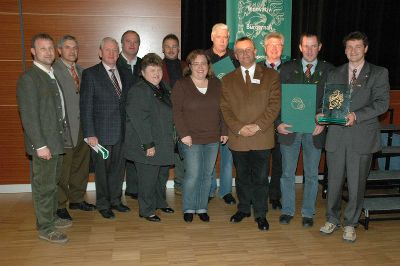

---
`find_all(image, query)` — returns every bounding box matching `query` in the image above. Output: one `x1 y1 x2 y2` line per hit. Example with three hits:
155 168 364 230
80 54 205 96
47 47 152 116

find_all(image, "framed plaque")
212 57 235 79
318 84 351 125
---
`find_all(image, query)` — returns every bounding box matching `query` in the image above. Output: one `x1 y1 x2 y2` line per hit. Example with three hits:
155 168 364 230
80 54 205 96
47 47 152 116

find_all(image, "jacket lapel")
351 62 370 97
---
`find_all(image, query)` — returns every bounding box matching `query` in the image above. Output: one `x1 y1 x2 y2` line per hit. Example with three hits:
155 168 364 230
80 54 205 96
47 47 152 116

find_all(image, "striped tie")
305 64 313 79
109 69 121 98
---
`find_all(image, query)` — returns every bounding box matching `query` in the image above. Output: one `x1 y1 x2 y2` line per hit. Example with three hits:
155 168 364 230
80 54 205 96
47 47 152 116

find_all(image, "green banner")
227 0 292 62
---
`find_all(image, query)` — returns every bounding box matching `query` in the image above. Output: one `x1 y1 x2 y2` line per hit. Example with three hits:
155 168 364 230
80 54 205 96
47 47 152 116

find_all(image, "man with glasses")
220 37 281 231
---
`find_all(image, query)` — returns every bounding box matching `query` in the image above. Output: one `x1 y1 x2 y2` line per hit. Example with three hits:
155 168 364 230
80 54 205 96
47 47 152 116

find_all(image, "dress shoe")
198 213 210 222
255 217 269 231
111 203 131 212
140 214 161 222
279 214 293 225
223 193 236 205
270 199 282 210
302 217 314 228
159 207 175 213
230 211 251 223
69 201 96 211
57 208 72 221
99 209 115 219
183 213 193 223
124 191 138 199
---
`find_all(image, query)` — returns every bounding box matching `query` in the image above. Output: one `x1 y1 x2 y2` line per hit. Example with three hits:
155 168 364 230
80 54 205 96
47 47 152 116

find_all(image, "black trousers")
231 149 270 219
269 142 282 201
93 141 125 210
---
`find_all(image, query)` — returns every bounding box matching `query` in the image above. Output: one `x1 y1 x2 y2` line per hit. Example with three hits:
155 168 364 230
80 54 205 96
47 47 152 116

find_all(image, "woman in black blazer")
124 53 175 222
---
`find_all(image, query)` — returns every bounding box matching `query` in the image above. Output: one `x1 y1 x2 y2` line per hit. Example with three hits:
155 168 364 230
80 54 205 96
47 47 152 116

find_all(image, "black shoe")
270 199 282 210
208 197 214 203
99 209 115 219
302 217 314 228
141 214 161 222
198 213 210 222
230 211 251 223
279 214 293 225
255 217 269 231
56 208 72 221
223 193 236 205
159 207 175 213
111 203 131 212
69 201 96 211
183 213 193 223
125 191 138 199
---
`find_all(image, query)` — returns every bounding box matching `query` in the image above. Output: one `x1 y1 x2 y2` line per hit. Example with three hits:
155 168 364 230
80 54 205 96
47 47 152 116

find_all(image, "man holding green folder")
277 33 333 228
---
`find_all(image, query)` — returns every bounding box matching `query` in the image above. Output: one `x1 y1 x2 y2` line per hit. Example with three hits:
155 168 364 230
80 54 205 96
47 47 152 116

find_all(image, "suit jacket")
80 62 126 145
220 64 281 151
277 59 334 148
124 78 174 165
325 61 390 154
16 65 65 155
116 54 141 89
53 59 83 147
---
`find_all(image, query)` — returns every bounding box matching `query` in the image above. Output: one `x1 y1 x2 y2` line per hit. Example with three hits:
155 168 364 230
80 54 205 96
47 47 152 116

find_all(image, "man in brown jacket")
220 37 281 231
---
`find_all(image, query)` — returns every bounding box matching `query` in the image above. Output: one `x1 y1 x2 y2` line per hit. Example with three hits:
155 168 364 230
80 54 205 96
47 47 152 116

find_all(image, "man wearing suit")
220 37 281 231
80 37 130 219
277 33 334 228
260 32 285 210
320 31 389 242
17 33 71 243
205 23 239 205
53 35 95 221
161 33 186 195
116 30 141 200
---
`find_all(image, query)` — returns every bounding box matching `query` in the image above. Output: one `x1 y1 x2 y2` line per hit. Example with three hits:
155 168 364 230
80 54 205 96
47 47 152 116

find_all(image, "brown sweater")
171 76 227 144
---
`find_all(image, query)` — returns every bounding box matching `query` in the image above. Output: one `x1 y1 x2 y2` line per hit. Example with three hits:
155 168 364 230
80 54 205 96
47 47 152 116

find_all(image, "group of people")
17 22 389 245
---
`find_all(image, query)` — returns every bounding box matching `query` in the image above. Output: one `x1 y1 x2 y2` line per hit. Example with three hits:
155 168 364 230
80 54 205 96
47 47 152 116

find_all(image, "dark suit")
125 78 174 216
116 54 141 196
53 59 90 208
17 64 65 234
277 59 334 218
80 62 126 210
325 62 389 226
220 64 281 218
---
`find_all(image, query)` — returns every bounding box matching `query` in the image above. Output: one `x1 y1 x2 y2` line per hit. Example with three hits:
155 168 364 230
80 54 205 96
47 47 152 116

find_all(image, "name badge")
252 79 260 84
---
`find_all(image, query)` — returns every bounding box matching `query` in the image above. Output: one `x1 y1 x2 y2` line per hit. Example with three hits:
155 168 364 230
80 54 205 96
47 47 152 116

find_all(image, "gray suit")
53 59 90 208
17 64 65 234
325 62 390 226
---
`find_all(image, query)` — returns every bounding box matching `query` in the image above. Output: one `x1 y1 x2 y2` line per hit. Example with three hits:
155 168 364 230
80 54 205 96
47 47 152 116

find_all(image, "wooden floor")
0 186 399 266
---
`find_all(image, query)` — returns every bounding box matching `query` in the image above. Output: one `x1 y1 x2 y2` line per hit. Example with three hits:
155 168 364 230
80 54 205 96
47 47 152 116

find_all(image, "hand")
181 136 192 147
345 112 356 126
247 124 261 134
36 147 52 160
315 113 326 125
146 147 156 157
312 124 325 136
87 136 98 147
276 123 292 134
239 125 254 137
220 136 228 144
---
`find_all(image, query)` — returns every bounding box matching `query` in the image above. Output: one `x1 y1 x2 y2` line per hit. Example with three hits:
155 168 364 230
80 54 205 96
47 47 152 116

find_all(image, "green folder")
212 56 235 79
281 84 317 133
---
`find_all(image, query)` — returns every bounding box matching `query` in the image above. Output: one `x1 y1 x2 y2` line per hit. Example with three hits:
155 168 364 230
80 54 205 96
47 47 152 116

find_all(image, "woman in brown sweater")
171 49 228 223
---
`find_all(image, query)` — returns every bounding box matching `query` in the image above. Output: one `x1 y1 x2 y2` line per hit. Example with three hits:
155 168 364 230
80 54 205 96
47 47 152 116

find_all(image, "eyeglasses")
235 48 254 56
266 44 283 48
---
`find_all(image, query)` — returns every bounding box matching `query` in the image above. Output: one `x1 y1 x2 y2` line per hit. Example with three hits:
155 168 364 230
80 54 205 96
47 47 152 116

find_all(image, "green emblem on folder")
212 57 235 79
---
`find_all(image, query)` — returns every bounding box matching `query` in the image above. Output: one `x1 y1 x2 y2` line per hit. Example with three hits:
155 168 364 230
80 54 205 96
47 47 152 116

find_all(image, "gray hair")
264 32 284 45
57 35 78 48
99 37 119 50
211 23 229 37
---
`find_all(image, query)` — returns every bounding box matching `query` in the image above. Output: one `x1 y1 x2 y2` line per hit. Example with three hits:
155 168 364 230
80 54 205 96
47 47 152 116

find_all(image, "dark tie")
109 69 121 98
70 65 80 92
270 63 275 69
245 70 251 87
305 64 313 79
350 69 357 86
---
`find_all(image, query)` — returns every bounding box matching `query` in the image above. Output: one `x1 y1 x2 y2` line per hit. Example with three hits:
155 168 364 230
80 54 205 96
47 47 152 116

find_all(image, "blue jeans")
181 142 219 213
210 143 233 197
280 133 321 218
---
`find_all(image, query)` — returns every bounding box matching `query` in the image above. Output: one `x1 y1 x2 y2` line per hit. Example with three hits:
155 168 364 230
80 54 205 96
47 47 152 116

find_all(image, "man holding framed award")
277 33 333 228
319 31 390 242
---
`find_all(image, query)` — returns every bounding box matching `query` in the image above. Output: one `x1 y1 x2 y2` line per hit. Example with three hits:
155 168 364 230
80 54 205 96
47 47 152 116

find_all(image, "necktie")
350 69 357 86
270 63 275 69
305 64 313 79
245 70 251 87
109 69 121 98
70 65 80 92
